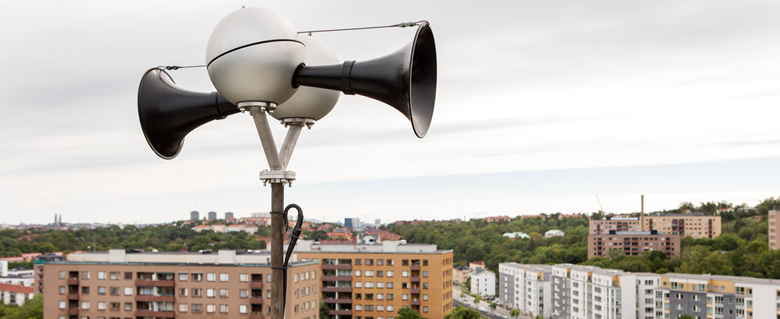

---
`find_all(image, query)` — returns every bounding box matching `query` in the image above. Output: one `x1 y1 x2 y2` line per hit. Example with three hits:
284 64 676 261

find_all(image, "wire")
281 204 304 315
298 20 428 34
158 65 206 70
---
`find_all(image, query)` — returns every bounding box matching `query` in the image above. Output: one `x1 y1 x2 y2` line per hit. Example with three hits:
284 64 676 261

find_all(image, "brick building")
587 231 680 259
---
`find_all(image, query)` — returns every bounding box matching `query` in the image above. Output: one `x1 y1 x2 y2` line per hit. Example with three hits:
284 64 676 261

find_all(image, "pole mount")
259 169 296 187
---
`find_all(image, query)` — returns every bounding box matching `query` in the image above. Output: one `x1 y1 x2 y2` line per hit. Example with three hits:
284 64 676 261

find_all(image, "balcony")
66 293 79 300
250 281 264 289
322 286 352 293
410 300 421 306
322 298 352 304
329 309 352 316
250 298 264 304
410 288 421 294
66 278 79 285
410 276 421 282
154 280 175 287
322 264 352 270
67 309 79 316
135 295 155 302
250 314 264 319
154 311 175 318
135 310 154 317
154 296 175 302
410 265 421 271
136 279 154 286
322 276 352 282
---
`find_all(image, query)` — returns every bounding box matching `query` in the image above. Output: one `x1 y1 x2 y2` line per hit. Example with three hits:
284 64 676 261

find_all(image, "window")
179 273 188 281
240 290 248 298
192 304 202 313
387 271 394 277
423 271 428 278
220 289 228 298
355 259 362 265
98 287 106 295
366 305 374 311
124 272 132 280
82 271 90 280
179 288 188 297
240 305 248 314
387 282 394 288
98 302 106 310
423 260 428 266
240 274 249 282
356 271 362 277
79 286 89 294
377 271 384 277
365 271 374 277
97 271 105 280
192 288 203 297
366 282 374 288
207 273 216 282
220 273 229 282
377 259 384 266
206 304 216 313
423 306 428 313
356 282 362 288
423 283 428 289
124 303 132 311
402 271 409 277
59 301 66 309
179 304 188 313
387 305 394 311
402 260 409 266
109 272 120 280
366 259 373 265
59 271 66 279
388 294 394 300
423 294 428 301
110 287 120 295
82 302 90 310
109 302 120 311
377 282 384 288
403 294 409 300
220 305 228 313
378 293 384 300
387 259 394 265
192 273 202 282
207 289 215 297
59 286 66 294
124 287 133 295
402 283 409 289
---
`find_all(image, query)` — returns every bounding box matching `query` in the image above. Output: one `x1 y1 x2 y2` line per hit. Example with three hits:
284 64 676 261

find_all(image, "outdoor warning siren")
137 68 239 159
271 34 341 121
293 23 437 138
206 7 304 106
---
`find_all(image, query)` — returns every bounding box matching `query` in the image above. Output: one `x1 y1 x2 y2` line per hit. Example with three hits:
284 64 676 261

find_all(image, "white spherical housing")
272 35 341 121
206 7 304 105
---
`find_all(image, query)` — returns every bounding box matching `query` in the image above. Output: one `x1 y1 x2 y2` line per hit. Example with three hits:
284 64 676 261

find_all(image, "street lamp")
137 7 437 319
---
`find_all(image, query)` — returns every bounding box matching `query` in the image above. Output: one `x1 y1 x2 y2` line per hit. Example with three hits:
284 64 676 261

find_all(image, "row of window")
58 271 317 283
59 285 318 299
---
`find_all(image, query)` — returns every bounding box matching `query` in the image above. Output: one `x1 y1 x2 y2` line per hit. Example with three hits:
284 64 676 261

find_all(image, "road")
453 286 534 319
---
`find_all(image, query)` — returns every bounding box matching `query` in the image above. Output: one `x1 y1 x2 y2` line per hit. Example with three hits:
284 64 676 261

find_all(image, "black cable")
297 20 428 34
281 204 304 316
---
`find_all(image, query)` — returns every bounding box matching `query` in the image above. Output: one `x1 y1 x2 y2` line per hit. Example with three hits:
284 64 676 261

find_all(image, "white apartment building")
499 263 552 318
471 268 496 297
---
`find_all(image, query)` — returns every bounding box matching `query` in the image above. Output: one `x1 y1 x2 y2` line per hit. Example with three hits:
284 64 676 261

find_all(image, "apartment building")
769 210 780 249
36 249 320 319
470 268 495 297
587 231 681 259
590 214 721 239
0 283 35 306
291 240 455 319
551 264 638 319
498 263 551 319
452 266 471 285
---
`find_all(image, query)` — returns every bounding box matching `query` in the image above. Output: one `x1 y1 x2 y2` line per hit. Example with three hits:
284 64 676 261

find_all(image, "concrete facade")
499 263 552 318
587 232 681 259
769 210 780 250
590 214 721 239
471 268 495 297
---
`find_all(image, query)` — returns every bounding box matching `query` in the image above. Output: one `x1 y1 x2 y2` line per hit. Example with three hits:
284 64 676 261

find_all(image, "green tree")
444 306 481 319
678 315 695 319
535 315 544 319
473 297 480 304
319 301 330 319
510 309 520 319
489 302 497 310
397 307 424 319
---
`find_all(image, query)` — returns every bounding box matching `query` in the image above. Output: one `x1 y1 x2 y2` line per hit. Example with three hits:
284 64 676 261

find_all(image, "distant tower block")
208 211 217 220
190 211 199 220
225 212 234 219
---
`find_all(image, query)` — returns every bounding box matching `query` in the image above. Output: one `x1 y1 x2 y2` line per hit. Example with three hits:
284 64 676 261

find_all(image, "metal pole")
249 107 283 171
271 183 285 319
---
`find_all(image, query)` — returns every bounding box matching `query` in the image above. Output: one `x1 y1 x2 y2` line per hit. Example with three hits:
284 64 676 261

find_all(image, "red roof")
0 283 34 294
470 261 485 265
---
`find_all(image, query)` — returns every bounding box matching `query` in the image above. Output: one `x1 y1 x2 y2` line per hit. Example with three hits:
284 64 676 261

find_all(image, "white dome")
272 34 341 121
206 7 304 105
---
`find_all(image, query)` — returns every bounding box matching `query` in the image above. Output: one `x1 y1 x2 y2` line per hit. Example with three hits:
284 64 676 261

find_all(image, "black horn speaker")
137 68 239 159
293 23 437 138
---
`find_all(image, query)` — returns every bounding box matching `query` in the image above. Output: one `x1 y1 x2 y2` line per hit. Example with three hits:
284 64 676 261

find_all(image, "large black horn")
137 68 239 159
293 24 437 138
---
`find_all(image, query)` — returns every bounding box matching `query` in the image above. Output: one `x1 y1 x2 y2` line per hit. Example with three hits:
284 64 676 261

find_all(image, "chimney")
640 195 645 232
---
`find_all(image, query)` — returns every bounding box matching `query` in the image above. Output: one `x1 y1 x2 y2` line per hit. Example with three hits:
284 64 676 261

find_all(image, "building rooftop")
287 240 451 254
0 283 34 294
501 263 553 272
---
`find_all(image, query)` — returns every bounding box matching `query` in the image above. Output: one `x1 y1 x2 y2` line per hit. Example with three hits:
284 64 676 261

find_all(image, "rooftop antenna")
596 195 604 212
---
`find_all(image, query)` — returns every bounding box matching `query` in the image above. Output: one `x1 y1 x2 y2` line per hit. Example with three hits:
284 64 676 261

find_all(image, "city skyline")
2 1 780 225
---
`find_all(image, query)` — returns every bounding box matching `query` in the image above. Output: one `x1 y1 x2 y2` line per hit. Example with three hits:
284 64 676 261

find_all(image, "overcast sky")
2 0 780 225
